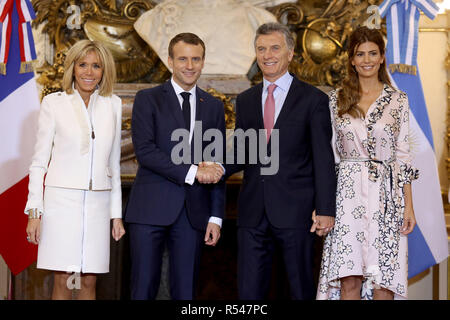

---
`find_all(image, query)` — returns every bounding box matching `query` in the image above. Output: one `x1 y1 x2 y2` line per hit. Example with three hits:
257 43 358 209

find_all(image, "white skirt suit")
24 89 122 273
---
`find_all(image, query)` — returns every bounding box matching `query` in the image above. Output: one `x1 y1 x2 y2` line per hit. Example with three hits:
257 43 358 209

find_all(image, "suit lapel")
68 92 90 155
195 87 204 124
254 83 264 130
163 81 186 129
273 77 303 130
190 87 206 159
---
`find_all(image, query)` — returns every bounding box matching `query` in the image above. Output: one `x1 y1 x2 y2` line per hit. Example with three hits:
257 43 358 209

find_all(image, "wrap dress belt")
339 158 401 227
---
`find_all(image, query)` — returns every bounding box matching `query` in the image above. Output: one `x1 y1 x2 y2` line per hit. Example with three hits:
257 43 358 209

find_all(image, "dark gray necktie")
180 92 191 132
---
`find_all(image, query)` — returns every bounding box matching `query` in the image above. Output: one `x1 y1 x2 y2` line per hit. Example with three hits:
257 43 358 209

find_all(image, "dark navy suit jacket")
125 80 225 230
225 75 336 229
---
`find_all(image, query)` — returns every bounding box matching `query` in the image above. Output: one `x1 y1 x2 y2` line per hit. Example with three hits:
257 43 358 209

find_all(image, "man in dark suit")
225 22 336 300
125 33 225 300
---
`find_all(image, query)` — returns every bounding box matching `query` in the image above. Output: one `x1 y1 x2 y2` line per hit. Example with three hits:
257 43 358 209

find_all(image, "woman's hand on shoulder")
112 218 125 241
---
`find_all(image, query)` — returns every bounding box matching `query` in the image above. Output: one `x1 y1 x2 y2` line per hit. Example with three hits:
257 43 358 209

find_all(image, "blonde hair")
62 40 116 96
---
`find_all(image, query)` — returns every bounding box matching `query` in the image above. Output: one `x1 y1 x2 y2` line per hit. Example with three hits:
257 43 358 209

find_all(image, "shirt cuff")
217 162 225 175
185 164 198 185
208 216 222 228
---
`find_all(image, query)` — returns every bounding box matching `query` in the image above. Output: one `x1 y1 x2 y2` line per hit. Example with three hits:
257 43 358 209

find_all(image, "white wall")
408 11 449 300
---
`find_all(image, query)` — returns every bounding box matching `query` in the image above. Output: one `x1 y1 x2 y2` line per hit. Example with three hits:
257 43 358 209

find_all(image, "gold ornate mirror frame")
32 0 382 93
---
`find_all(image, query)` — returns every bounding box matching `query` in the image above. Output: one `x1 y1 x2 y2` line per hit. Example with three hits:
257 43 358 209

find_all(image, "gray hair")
254 22 295 50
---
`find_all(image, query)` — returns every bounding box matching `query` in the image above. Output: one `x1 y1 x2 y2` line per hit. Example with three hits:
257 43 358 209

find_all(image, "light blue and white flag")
379 0 448 278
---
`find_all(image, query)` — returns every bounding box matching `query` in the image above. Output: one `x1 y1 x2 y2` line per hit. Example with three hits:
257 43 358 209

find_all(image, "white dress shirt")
261 71 293 123
171 78 222 228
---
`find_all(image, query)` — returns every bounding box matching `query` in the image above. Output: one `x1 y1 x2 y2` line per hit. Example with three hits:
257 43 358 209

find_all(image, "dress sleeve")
24 95 56 215
396 93 419 186
109 95 122 219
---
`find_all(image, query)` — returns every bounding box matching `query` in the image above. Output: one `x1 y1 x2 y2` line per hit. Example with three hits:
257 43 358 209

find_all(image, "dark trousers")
129 208 203 300
237 213 315 300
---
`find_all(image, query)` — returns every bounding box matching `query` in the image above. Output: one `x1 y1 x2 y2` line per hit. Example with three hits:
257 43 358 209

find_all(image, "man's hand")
204 222 221 246
196 162 223 184
310 210 335 237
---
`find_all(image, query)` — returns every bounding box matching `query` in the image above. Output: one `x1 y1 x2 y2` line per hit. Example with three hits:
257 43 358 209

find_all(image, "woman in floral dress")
317 26 419 300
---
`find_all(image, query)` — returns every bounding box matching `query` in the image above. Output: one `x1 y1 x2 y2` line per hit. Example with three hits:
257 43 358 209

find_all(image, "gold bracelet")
28 208 41 219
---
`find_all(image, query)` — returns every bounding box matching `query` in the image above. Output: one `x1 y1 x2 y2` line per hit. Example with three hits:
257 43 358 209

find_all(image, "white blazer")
24 90 122 218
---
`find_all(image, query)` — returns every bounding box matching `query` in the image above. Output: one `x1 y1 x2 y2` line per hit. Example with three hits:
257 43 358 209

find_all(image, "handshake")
195 161 224 184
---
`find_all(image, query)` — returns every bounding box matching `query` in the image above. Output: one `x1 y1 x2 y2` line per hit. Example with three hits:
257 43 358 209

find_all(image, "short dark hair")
168 33 206 58
255 22 295 50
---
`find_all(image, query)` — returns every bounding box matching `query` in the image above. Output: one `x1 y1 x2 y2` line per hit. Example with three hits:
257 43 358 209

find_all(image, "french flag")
0 0 39 275
379 0 449 278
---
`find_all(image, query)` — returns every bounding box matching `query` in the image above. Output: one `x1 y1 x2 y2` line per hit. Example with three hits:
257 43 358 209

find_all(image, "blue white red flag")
379 0 448 278
0 0 39 275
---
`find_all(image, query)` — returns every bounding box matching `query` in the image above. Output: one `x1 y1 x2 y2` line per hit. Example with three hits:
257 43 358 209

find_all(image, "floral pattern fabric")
317 85 419 300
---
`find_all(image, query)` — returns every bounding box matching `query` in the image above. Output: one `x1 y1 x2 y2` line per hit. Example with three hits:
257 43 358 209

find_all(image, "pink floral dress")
317 84 419 300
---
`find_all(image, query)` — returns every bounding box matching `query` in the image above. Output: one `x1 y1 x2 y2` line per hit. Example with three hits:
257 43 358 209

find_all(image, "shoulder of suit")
197 87 223 106
110 93 121 102
105 93 122 105
292 77 329 100
42 90 66 102
136 83 165 97
237 82 262 100
41 91 69 108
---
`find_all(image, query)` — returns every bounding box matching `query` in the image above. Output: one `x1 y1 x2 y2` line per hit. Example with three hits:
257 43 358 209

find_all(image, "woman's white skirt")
37 186 111 273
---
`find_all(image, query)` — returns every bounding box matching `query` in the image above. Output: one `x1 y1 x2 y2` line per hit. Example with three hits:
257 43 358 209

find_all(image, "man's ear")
288 49 294 62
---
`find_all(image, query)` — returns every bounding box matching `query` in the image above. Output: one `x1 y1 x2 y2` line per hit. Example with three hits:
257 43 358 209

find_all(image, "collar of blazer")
162 80 208 129
272 75 304 130
67 90 104 155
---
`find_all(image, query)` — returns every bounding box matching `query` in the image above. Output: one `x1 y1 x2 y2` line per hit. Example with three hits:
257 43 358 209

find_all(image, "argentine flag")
0 0 39 275
379 0 449 277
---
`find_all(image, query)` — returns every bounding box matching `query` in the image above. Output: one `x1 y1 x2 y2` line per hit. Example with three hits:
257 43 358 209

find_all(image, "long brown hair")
337 26 391 117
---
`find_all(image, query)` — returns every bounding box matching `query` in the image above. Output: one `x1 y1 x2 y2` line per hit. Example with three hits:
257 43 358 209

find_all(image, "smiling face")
168 41 205 91
255 31 294 83
351 41 384 80
73 50 103 99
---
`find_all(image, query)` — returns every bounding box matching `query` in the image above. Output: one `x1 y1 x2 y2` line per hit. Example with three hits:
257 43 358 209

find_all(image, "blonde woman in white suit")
25 40 125 300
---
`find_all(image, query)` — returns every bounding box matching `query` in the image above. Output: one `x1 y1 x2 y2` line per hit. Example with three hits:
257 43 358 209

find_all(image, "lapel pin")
200 98 204 102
